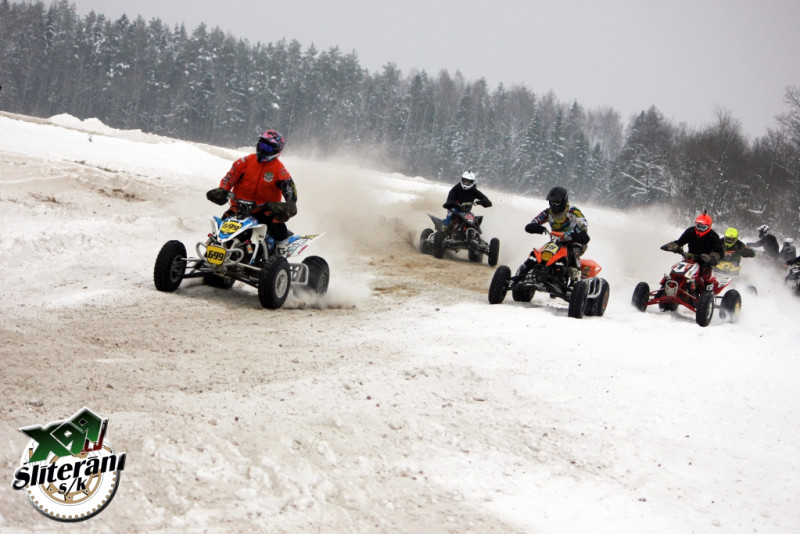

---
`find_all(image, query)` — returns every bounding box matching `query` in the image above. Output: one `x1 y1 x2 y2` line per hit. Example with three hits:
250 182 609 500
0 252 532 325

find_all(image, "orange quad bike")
488 230 609 319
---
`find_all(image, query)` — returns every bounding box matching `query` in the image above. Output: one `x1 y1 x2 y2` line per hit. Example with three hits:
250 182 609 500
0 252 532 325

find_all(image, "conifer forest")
1 0 798 236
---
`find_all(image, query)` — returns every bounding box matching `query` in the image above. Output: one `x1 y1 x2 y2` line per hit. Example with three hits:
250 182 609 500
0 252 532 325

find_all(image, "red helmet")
694 212 712 237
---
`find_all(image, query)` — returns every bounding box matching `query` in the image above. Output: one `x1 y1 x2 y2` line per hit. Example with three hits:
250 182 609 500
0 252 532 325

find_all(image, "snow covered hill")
1 112 798 533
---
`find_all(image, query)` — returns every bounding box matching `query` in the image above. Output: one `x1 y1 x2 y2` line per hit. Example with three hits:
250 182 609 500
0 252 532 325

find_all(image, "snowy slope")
1 112 798 533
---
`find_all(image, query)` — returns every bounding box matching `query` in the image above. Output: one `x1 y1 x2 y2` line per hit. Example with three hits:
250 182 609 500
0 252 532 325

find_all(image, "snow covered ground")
1 111 799 533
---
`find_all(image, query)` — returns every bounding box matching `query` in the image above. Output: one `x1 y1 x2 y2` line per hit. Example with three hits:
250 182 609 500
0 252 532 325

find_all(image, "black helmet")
546 186 569 216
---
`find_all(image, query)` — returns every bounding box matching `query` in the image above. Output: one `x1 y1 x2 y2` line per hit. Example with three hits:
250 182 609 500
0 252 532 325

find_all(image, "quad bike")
153 195 328 309
419 200 500 266
785 264 800 296
631 248 741 327
487 229 609 319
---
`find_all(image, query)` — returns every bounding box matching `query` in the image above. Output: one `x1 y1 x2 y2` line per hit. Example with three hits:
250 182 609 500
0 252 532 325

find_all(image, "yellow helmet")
724 227 738 247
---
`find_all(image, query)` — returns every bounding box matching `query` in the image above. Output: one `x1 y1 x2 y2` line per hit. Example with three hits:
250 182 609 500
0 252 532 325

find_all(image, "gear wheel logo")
11 407 126 522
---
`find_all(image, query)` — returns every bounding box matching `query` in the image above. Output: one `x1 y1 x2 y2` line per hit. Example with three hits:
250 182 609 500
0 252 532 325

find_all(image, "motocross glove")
206 187 230 206
525 223 546 234
660 242 680 252
442 201 460 210
570 230 590 245
699 254 711 263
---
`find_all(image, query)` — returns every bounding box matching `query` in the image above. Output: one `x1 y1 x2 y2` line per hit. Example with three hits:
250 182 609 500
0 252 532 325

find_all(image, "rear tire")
695 290 715 327
658 301 678 312
154 240 187 292
631 282 649 312
419 228 434 255
432 230 445 259
568 280 589 319
468 247 483 263
512 284 535 302
719 289 741 323
203 274 235 289
258 256 291 309
488 238 500 267
303 256 330 295
488 266 511 304
586 278 610 317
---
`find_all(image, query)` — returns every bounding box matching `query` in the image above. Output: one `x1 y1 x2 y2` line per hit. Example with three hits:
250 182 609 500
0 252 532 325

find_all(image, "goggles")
461 178 475 186
695 223 710 233
257 141 277 155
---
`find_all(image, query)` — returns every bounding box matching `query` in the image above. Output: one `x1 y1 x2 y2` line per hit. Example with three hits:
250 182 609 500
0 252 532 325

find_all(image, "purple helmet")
256 130 285 162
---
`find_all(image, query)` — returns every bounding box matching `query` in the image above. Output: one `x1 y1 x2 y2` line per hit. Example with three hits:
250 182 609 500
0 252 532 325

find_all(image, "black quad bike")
419 200 500 266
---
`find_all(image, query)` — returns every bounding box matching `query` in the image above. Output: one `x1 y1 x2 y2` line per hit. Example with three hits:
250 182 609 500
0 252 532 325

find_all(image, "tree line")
1 0 798 238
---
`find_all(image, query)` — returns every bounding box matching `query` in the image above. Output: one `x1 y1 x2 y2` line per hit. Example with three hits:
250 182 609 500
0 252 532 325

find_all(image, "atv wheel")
468 247 484 263
568 280 589 319
154 240 187 292
203 274 235 289
303 255 330 295
419 228 434 255
631 282 649 312
432 230 445 259
695 290 715 327
488 238 500 267
258 256 291 309
718 289 741 323
512 284 535 302
586 278 610 317
488 266 511 304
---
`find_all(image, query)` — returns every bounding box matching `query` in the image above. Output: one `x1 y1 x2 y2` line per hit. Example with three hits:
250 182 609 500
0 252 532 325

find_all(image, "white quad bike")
153 194 328 309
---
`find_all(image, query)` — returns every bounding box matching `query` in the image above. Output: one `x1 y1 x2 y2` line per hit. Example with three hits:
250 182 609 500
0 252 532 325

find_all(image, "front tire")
695 290 715 327
303 256 330 295
631 282 649 312
258 256 291 309
488 266 511 304
568 280 589 319
154 240 187 292
488 238 500 267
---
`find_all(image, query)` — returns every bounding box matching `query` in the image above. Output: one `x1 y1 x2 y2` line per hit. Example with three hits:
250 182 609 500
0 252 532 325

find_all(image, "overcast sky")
66 0 800 138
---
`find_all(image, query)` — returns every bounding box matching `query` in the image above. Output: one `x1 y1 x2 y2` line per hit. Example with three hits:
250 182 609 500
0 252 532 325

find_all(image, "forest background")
1 0 798 236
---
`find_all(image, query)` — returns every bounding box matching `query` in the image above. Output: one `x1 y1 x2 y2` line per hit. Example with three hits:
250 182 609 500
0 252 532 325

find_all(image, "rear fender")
284 233 326 258
580 258 602 278
428 214 444 230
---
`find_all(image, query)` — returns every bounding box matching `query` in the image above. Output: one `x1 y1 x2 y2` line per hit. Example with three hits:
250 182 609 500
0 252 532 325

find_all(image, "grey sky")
67 0 800 138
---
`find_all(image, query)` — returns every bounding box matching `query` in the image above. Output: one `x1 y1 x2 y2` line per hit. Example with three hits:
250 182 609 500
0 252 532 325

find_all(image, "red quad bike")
631 249 742 327
488 230 609 319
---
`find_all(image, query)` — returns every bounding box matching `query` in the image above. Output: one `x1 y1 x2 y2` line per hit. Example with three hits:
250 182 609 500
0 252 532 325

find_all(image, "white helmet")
460 170 476 190
784 238 794 245
758 224 770 238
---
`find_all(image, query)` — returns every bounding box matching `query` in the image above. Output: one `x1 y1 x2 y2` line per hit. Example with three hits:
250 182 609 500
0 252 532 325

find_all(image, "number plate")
206 245 226 265
220 221 242 234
